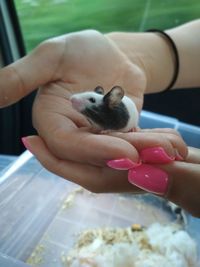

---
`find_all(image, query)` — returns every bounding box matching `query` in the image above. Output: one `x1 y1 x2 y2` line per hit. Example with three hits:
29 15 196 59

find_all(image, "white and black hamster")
70 86 138 132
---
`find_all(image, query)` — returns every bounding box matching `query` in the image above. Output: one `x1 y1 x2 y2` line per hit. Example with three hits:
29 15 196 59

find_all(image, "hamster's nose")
70 97 84 111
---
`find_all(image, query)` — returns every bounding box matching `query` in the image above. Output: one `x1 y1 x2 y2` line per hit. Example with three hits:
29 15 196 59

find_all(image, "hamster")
70 86 138 132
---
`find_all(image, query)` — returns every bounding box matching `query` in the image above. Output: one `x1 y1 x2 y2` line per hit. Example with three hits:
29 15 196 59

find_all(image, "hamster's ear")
103 86 124 108
94 86 104 95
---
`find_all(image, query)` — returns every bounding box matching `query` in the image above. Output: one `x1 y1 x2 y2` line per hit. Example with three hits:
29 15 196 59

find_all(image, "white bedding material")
63 223 197 267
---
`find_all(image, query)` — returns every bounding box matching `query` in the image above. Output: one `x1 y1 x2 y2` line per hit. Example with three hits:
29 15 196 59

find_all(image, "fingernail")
21 137 33 153
140 146 175 164
128 164 169 195
106 158 141 170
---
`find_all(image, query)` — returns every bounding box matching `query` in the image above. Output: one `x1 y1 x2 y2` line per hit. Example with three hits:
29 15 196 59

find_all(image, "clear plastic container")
0 110 200 267
140 110 200 147
0 155 17 174
0 152 182 267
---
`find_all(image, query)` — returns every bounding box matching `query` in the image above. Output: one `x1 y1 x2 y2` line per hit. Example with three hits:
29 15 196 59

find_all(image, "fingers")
23 136 200 218
105 141 200 217
34 99 187 167
0 41 63 107
162 161 200 217
27 135 103 190
140 127 181 136
47 128 140 166
186 146 200 164
109 130 188 160
23 135 142 193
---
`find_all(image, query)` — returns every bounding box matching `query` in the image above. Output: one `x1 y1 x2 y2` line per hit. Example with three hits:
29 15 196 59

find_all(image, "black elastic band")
146 29 180 92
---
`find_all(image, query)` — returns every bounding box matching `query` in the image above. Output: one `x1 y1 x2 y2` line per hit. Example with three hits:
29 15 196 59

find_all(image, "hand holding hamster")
1 28 189 208
70 86 139 132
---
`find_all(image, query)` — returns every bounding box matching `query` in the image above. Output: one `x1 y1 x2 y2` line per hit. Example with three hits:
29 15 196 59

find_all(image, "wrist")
106 32 175 94
166 20 200 89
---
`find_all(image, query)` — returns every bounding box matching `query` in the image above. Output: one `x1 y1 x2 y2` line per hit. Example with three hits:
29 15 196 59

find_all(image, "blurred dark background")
144 89 200 127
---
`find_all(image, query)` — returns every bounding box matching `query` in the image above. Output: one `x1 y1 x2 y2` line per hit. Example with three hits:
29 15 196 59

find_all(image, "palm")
32 30 146 163
39 30 145 104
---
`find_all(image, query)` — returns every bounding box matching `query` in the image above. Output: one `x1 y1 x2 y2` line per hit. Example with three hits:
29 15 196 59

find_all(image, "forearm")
106 20 200 93
167 20 200 90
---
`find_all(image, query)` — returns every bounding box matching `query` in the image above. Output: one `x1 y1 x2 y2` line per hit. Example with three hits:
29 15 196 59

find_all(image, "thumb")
127 158 200 217
163 161 200 217
0 40 61 107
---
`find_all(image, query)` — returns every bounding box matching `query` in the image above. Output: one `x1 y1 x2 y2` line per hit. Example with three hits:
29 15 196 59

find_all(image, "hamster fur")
70 86 139 132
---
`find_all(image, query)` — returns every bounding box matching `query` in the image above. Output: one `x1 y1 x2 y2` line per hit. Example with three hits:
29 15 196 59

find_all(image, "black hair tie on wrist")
146 29 180 92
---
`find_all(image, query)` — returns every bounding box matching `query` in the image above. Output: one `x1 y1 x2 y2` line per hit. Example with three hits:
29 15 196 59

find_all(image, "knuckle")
166 128 179 134
155 137 170 148
161 128 181 135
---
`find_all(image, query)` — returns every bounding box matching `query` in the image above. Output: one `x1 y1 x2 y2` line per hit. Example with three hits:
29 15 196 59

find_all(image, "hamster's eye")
89 97 96 103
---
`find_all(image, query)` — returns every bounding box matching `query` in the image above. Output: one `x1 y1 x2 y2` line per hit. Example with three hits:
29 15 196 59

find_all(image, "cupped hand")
32 30 148 166
0 30 146 166
22 127 188 194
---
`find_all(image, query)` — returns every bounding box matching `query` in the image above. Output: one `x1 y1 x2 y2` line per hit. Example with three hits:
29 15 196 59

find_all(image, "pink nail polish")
128 164 169 195
140 146 175 164
21 137 33 153
106 158 141 170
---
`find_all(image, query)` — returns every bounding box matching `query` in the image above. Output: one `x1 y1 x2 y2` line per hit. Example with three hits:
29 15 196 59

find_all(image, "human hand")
0 30 147 166
0 30 188 195
107 144 200 217
23 130 200 218
32 30 149 166
21 127 187 193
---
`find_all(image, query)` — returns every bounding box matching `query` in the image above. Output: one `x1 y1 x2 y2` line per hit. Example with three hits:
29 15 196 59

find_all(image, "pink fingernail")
128 164 169 195
106 158 141 170
140 146 175 164
21 137 33 153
